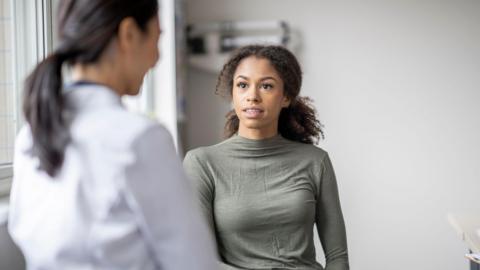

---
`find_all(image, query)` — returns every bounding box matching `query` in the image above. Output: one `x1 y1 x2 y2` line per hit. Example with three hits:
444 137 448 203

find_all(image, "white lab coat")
8 84 218 270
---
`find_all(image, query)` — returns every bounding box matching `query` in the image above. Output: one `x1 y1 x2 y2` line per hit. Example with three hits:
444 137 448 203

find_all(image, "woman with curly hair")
184 45 349 270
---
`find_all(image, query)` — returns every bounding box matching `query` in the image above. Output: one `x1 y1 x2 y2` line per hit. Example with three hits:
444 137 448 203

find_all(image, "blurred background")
1 0 480 269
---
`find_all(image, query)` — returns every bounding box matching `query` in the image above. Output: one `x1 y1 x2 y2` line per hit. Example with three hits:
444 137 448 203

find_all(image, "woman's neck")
71 61 125 96
237 125 278 140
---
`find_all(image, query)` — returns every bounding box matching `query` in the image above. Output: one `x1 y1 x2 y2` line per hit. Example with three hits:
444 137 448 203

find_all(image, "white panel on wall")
153 0 179 149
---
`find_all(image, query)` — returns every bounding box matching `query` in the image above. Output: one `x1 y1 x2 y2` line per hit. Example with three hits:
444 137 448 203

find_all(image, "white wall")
184 1 480 269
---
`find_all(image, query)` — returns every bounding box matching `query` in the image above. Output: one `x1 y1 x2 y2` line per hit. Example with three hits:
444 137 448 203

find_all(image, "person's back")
10 85 187 269
7 0 217 269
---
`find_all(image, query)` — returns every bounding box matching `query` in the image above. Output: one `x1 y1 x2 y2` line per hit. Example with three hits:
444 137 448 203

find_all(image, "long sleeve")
182 150 217 248
123 125 218 270
184 150 243 269
184 151 246 270
316 153 349 270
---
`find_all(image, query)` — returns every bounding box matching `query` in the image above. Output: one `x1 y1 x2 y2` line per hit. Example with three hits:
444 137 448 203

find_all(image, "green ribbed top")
183 134 349 270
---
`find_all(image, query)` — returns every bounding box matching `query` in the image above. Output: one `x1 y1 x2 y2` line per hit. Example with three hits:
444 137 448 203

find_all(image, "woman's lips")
242 108 264 118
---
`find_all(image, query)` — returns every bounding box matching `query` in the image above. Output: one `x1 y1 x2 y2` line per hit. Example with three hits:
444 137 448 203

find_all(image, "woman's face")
122 16 161 95
232 56 290 138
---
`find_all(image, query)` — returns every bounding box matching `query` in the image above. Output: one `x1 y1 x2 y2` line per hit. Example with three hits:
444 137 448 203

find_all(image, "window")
0 0 49 196
0 0 16 195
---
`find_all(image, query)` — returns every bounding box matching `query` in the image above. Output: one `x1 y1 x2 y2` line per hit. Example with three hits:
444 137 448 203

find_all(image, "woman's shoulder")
184 141 226 163
73 108 159 147
279 140 333 171
285 139 329 160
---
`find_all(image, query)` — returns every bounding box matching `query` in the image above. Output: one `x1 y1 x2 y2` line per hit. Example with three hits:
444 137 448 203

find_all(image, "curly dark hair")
216 45 324 144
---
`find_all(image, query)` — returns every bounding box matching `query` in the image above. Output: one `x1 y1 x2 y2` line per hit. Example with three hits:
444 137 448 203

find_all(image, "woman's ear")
117 17 141 52
282 96 291 108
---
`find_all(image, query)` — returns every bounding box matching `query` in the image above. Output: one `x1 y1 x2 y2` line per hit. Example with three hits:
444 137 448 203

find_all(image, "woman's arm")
124 124 218 270
316 153 350 270
183 149 217 244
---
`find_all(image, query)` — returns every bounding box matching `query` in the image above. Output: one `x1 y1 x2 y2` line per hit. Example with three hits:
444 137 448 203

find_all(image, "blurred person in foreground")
8 0 217 269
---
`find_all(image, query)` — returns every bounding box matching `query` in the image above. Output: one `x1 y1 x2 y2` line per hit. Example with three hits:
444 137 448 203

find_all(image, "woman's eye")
237 82 248 89
261 84 273 90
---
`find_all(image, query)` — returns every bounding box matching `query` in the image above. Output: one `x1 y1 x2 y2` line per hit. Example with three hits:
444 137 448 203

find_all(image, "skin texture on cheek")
124 17 161 95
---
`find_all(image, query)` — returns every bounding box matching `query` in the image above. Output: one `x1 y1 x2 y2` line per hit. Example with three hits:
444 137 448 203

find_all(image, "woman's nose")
246 87 260 102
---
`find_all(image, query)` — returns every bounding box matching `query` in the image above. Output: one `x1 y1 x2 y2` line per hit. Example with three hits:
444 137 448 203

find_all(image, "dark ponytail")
23 53 69 176
23 0 159 177
216 45 324 144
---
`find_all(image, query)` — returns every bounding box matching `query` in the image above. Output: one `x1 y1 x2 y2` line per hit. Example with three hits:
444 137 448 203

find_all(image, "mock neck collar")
228 133 289 148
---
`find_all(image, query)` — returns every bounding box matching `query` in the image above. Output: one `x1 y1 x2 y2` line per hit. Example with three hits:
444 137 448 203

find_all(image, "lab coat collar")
64 82 123 111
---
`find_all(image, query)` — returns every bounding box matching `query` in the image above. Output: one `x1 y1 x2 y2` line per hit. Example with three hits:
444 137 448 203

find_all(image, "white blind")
0 0 16 166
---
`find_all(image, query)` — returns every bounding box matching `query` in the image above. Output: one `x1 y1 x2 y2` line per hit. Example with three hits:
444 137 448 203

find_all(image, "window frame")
0 0 53 197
